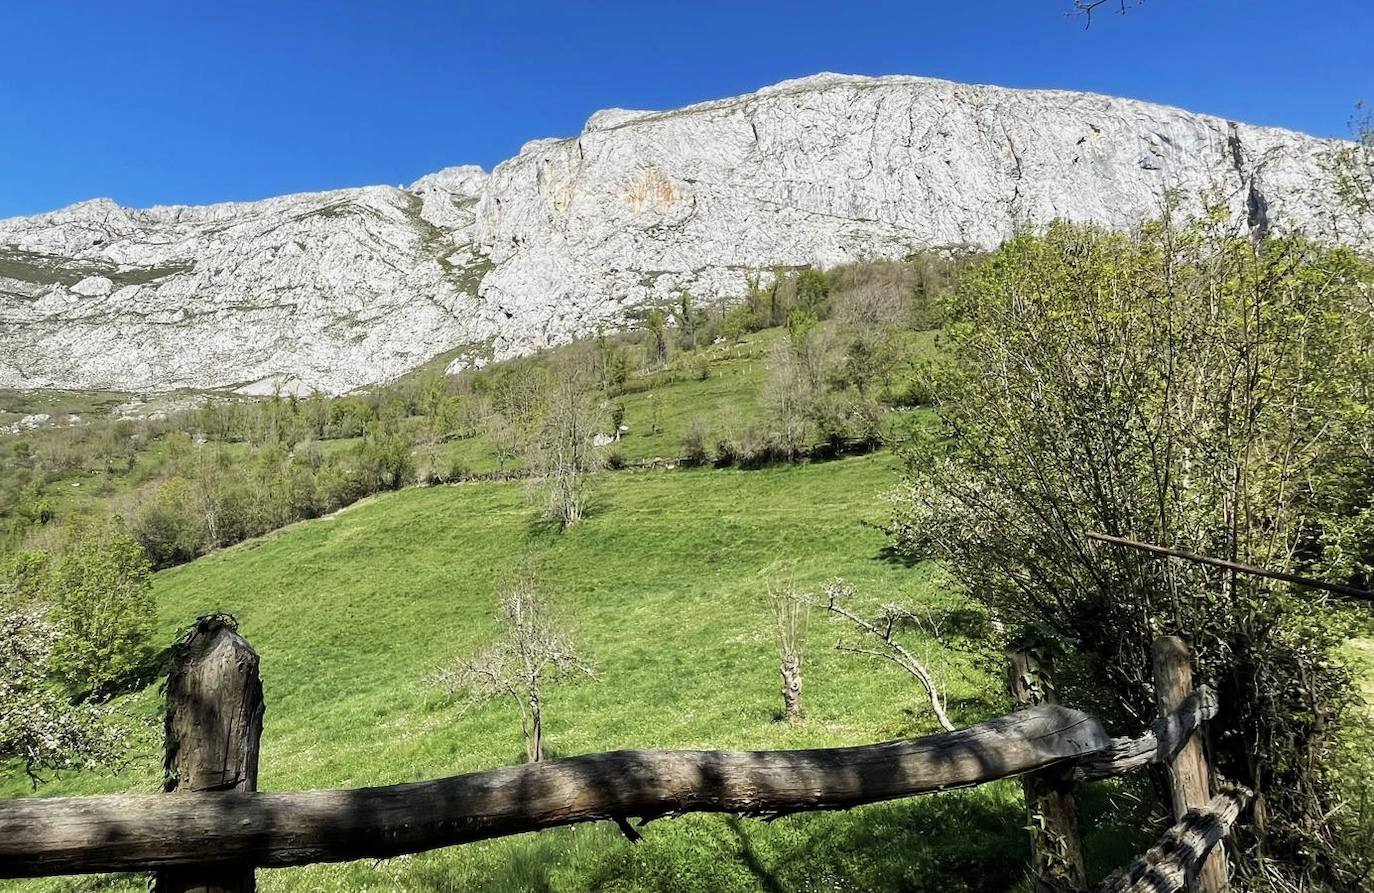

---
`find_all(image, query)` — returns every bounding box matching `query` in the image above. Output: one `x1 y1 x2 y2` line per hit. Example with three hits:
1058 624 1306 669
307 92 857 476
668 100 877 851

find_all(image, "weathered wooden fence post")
153 615 265 893
1008 636 1088 893
1152 636 1229 893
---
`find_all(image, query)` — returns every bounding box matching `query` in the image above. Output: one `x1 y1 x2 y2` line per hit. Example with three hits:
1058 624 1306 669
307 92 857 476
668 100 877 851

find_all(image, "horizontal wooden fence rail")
1098 787 1251 893
0 620 1244 893
1 704 1109 877
1076 685 1217 782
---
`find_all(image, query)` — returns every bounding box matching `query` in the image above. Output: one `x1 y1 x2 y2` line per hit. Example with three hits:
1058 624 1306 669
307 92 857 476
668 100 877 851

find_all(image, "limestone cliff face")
2 74 1367 393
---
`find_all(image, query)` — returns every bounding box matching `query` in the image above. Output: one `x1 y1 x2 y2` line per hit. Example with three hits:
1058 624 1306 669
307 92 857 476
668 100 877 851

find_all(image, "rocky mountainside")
2 73 1368 394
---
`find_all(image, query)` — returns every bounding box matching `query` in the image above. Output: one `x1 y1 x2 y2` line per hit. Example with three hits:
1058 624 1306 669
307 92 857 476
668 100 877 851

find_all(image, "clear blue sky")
2 0 1371 218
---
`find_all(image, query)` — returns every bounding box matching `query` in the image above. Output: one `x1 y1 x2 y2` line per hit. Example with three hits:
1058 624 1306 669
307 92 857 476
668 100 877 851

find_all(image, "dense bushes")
47 519 155 697
889 218 1374 885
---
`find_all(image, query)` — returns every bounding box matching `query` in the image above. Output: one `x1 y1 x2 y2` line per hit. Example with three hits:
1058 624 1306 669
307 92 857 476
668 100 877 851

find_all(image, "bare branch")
430 574 594 762
816 579 955 731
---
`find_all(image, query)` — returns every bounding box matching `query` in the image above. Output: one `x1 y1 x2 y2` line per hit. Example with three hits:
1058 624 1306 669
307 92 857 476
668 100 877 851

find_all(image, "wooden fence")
0 617 1247 893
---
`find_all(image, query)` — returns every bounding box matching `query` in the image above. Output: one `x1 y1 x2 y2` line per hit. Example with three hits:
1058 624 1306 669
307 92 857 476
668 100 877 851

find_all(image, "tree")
1070 0 1142 26
645 308 669 367
1326 103 1374 241
888 217 1373 882
767 580 809 721
0 606 127 783
432 575 593 762
524 374 605 528
816 579 953 731
356 421 415 492
486 410 520 474
794 267 830 319
47 518 156 698
133 477 206 568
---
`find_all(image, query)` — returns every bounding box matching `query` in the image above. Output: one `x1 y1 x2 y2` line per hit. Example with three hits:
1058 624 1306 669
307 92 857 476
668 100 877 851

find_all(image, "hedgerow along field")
0 453 1156 892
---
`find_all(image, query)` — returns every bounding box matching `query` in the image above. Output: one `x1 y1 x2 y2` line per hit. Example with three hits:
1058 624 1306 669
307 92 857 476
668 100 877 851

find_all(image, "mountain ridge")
3 73 1369 394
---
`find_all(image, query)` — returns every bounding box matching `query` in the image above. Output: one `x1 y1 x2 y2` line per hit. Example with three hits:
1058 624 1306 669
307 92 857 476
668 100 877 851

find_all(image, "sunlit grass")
2 453 1062 891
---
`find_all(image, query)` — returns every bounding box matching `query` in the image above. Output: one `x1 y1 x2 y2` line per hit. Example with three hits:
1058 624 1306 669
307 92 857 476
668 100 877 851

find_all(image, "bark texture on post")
1008 641 1088 893
154 615 264 893
1097 787 1250 893
1152 636 1229 893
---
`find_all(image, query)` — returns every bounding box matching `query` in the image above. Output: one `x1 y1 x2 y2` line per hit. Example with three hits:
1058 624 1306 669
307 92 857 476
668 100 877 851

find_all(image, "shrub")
47 519 155 698
315 461 363 512
133 478 206 568
682 416 713 466
889 218 1374 884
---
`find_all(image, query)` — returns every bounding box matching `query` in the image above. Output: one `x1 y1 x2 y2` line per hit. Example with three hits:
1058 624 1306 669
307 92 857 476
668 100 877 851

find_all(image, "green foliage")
0 608 128 782
0 260 940 573
643 308 670 368
133 478 205 568
47 518 155 697
1325 101 1374 236
889 218 1374 883
794 267 829 318
681 415 712 466
355 421 416 493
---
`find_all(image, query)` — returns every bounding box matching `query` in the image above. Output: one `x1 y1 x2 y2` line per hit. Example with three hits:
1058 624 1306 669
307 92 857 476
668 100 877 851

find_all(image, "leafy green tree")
134 477 206 568
644 308 669 367
889 217 1373 883
674 292 707 349
794 267 830 319
47 519 156 697
1 606 128 783
1326 102 1374 241
357 422 415 492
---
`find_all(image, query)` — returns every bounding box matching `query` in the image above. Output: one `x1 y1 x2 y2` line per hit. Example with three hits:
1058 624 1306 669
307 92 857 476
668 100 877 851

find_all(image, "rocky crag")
2 74 1367 394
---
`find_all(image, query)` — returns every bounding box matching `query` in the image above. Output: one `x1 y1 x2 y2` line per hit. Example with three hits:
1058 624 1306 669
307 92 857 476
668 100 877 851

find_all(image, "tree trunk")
530 695 543 763
781 654 803 721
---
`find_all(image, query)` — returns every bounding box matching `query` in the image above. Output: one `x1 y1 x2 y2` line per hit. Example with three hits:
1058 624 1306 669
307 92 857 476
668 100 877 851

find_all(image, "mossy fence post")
1007 634 1088 893
153 615 265 893
1152 636 1230 893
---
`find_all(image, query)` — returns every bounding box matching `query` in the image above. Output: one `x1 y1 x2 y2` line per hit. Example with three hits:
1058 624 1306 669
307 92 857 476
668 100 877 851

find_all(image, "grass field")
0 452 1154 892
439 330 783 476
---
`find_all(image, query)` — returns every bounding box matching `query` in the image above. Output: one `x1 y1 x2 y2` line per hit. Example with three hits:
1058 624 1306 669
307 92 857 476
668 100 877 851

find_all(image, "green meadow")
1 453 1152 892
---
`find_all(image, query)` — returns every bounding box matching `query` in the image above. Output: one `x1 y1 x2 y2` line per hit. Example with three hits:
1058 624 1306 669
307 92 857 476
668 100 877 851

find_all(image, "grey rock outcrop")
2 74 1367 393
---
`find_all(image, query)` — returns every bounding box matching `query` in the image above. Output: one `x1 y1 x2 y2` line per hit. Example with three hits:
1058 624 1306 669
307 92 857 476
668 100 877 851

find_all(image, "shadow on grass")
75 642 174 704
874 541 923 568
398 790 1032 892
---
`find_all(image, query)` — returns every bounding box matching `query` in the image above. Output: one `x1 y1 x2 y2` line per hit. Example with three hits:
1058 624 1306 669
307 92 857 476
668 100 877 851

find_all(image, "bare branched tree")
768 581 810 721
1071 0 1142 27
524 373 606 529
816 579 954 731
432 575 593 762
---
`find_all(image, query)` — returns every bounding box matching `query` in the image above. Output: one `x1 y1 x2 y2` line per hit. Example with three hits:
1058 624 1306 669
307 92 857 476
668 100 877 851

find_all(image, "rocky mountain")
2 73 1368 394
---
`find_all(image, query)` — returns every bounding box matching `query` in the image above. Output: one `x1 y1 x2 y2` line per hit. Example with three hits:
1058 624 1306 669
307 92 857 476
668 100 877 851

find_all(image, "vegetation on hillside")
2 226 1372 891
0 254 959 567
890 215 1374 887
3 455 1053 893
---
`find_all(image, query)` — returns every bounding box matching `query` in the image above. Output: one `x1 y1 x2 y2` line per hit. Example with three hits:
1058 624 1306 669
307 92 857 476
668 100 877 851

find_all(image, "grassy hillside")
0 453 1149 892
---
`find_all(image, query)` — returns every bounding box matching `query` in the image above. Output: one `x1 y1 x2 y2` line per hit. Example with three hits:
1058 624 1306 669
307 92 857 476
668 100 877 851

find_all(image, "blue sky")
2 0 1370 218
